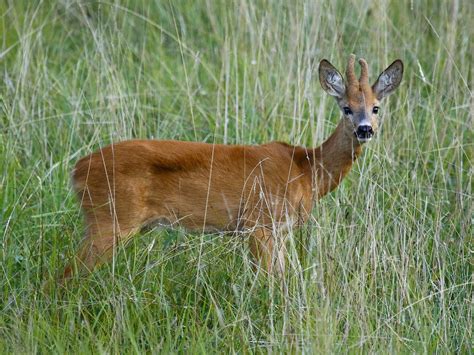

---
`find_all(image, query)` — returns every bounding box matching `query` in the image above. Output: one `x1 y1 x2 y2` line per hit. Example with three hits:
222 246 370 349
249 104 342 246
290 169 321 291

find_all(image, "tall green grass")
1 0 472 352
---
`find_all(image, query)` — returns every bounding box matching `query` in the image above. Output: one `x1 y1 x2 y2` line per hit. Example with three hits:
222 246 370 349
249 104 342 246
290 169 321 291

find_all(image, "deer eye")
373 106 379 114
343 107 353 115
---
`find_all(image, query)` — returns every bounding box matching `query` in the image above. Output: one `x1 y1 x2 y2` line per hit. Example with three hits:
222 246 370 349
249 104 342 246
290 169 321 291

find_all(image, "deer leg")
61 221 138 284
248 228 286 276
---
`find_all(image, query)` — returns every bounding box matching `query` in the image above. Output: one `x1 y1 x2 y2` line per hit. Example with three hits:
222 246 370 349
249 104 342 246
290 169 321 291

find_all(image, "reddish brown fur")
64 123 360 280
61 55 403 282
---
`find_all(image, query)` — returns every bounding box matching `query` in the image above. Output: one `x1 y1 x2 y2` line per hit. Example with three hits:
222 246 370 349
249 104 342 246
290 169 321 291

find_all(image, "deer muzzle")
355 124 374 142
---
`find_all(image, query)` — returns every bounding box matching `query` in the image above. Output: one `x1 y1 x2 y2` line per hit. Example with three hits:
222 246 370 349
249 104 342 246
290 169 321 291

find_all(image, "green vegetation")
1 0 472 352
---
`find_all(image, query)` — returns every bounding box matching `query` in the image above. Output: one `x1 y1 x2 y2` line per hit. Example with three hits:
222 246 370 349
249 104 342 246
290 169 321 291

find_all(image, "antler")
358 58 370 88
346 54 357 89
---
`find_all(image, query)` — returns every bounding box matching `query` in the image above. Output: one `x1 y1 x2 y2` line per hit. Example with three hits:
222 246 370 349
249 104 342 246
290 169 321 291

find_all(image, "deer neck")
303 119 363 199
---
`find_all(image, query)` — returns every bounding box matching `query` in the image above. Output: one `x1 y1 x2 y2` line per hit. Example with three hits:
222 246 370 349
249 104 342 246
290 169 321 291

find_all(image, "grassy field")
1 0 472 352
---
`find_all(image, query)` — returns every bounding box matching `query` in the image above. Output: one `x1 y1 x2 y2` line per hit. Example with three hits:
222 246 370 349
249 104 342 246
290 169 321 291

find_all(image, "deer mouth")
354 131 373 143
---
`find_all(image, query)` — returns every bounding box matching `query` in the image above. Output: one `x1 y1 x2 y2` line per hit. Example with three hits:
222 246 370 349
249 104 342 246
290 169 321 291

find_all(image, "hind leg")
61 214 141 284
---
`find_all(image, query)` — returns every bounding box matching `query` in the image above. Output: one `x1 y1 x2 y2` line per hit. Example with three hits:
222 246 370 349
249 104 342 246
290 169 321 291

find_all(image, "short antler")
346 54 358 89
358 58 369 88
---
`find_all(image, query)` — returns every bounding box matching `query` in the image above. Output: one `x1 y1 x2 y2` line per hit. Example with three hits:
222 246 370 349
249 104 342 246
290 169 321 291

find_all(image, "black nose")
356 125 374 139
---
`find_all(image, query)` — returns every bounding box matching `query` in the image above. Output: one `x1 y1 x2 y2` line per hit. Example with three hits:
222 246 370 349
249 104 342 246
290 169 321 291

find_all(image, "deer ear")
319 59 346 98
372 59 404 100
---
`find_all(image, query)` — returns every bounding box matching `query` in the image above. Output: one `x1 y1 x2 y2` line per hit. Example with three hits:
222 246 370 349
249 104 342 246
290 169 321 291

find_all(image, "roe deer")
62 54 403 283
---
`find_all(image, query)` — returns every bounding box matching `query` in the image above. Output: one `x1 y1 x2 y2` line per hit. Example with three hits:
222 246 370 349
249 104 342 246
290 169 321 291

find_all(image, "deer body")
73 139 314 234
62 55 403 282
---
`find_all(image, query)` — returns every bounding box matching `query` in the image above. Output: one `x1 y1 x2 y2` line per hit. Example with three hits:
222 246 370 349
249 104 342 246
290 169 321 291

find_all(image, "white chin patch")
357 137 372 143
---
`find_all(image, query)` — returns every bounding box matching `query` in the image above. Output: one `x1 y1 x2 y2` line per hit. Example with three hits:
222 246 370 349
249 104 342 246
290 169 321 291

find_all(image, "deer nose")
356 125 374 139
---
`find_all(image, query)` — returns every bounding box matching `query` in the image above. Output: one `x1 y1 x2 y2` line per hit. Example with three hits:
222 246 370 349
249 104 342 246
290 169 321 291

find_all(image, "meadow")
0 0 472 352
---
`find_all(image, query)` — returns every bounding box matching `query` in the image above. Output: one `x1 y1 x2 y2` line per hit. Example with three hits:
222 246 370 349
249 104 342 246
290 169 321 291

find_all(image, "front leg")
248 228 286 276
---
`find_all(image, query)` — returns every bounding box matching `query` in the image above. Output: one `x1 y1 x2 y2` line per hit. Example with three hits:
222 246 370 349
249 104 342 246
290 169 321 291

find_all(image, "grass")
0 0 472 352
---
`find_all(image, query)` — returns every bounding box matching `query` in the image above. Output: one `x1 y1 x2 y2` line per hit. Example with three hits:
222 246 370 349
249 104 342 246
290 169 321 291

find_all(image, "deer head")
318 54 403 143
